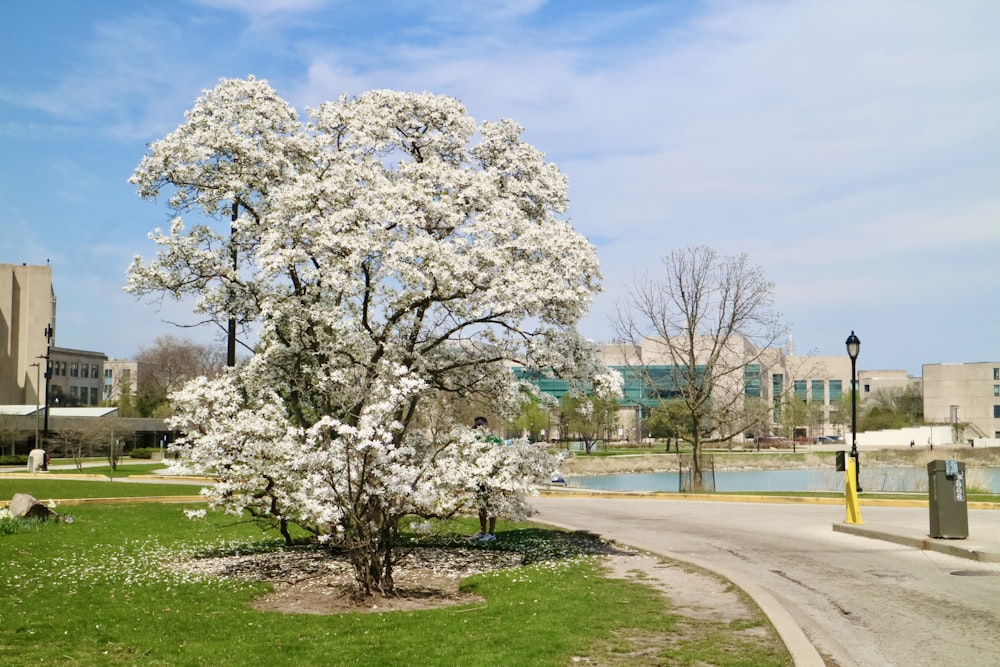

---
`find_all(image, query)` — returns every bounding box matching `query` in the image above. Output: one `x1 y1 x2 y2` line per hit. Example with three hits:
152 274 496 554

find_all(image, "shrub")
0 509 48 535
0 455 28 466
128 448 156 459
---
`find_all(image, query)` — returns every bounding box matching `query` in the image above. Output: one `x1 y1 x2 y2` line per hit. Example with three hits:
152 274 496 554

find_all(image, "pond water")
566 467 1000 494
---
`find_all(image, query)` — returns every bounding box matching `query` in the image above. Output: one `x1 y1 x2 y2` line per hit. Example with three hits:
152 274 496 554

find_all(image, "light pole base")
845 458 863 524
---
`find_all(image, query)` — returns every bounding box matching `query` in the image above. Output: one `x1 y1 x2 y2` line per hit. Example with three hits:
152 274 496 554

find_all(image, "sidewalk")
833 505 1000 563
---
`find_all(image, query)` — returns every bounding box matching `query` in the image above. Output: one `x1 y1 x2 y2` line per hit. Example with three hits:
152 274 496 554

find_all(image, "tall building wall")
103 359 146 403
923 362 1000 439
0 263 54 404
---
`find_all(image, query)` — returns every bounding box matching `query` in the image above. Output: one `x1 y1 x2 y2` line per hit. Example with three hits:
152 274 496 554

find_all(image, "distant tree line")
113 335 226 418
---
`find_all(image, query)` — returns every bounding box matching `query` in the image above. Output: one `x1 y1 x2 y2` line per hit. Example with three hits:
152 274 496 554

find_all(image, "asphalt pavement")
535 488 1000 666
539 486 1000 563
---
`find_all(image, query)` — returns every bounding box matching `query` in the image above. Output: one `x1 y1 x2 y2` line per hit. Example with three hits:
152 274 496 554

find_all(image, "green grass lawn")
0 503 791 666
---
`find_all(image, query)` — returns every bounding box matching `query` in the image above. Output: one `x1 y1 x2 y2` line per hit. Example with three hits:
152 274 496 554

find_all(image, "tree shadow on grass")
412 526 637 565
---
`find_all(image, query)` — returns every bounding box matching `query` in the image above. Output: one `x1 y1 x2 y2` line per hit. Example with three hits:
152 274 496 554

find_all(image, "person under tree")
470 416 503 542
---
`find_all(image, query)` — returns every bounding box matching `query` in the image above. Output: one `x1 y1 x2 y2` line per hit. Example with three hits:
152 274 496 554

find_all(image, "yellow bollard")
845 457 862 524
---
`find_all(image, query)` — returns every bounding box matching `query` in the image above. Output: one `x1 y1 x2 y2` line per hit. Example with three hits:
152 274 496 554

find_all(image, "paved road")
531 496 1000 667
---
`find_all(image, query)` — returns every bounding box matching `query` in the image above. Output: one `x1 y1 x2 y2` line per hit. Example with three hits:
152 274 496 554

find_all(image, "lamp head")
845 331 861 361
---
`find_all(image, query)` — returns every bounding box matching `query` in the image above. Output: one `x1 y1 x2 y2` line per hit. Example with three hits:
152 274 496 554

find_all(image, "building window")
863 384 870 393
995 385 1000 397
105 369 113 379
829 380 842 401
61 362 67 376
70 386 78 398
744 364 761 398
772 374 783 398
995 405 1000 419
90 387 100 405
92 364 99 378
81 364 89 378
70 362 79 377
811 380 825 403
793 380 806 400
995 368 999 381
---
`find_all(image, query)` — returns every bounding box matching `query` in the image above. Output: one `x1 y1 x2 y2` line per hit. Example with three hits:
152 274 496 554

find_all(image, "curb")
832 522 1000 563
0 472 112 481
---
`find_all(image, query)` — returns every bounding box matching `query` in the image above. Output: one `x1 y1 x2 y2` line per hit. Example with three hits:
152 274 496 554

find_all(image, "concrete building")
522 337 854 443
923 362 1000 441
596 336 782 442
0 263 55 405
1 262 111 409
0 404 171 455
49 347 107 407
522 337 915 444
778 355 852 439
858 369 919 397
103 359 146 403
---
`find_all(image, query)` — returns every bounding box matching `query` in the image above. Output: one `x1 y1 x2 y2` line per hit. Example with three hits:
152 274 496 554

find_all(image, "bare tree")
134 336 225 416
60 419 121 471
0 414 28 456
616 246 787 488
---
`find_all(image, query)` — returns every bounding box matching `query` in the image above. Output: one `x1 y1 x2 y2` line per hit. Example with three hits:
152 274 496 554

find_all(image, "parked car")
817 435 843 444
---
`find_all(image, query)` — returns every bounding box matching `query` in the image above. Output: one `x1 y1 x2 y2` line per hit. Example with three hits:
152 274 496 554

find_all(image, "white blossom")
131 78 602 595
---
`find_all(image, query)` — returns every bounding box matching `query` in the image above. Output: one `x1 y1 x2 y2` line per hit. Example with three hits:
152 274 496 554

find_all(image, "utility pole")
42 324 53 437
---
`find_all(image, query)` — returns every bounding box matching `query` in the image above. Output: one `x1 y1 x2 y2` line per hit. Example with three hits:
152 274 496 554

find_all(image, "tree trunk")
227 203 238 367
692 451 704 490
691 417 705 491
343 501 398 598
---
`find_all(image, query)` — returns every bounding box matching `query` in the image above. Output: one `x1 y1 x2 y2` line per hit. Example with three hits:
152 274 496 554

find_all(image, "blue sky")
2 0 998 374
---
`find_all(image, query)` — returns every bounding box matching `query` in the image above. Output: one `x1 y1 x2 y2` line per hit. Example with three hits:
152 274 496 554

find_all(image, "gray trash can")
927 460 968 539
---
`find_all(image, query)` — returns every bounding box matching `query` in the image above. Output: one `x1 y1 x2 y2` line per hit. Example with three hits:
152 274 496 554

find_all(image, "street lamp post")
846 331 861 492
41 324 53 438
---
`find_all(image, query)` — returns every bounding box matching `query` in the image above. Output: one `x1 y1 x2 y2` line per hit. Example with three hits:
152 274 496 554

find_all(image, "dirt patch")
169 543 524 614
603 553 754 624
252 572 483 615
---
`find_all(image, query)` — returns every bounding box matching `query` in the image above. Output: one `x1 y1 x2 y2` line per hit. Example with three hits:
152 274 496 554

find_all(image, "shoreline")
559 448 1000 476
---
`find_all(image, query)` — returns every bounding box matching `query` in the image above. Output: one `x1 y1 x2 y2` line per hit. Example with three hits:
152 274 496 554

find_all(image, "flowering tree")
129 76 309 365
129 78 605 596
